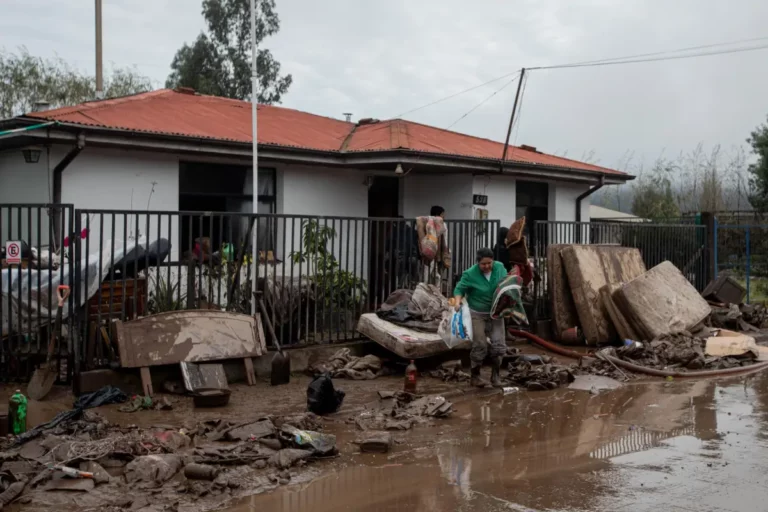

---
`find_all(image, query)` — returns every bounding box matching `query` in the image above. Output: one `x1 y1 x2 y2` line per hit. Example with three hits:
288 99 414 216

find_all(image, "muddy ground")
5 362 768 512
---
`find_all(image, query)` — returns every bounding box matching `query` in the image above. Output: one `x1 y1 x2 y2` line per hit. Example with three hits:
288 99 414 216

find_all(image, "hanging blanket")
490 272 529 325
416 216 451 268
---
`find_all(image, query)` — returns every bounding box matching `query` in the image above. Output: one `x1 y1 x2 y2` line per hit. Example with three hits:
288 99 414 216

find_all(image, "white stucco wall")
472 175 516 227
401 173 474 220
0 149 54 246
60 147 180 259
546 182 592 243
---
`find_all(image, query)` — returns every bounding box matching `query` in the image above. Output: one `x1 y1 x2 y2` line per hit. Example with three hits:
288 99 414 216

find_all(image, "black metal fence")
68 209 499 372
0 204 75 382
531 220 708 320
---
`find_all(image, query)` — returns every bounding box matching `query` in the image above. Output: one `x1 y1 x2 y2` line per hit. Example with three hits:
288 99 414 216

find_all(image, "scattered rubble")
504 358 575 391
427 360 471 382
306 348 386 380
354 431 393 453
351 392 453 431
709 303 768 332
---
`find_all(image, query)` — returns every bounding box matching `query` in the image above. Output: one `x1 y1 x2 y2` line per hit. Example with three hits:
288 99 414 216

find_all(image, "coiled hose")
508 328 768 379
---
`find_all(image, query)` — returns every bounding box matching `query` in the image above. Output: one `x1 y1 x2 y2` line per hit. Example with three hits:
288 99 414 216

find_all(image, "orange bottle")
404 360 418 394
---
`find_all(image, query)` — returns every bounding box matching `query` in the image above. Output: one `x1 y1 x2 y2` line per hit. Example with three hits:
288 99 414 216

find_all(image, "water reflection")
230 374 768 512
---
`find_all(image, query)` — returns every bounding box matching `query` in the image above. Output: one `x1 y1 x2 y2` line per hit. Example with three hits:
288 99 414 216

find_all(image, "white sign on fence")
5 241 21 265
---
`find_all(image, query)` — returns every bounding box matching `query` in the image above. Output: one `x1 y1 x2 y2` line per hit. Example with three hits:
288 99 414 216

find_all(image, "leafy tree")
166 0 292 104
748 116 768 211
631 161 681 220
0 47 152 118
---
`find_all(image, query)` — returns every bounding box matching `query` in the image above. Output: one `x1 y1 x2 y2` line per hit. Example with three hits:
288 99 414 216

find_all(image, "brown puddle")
226 373 768 512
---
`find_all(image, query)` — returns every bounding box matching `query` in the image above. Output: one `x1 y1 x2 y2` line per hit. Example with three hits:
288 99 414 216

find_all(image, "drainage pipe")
508 328 768 379
575 175 605 223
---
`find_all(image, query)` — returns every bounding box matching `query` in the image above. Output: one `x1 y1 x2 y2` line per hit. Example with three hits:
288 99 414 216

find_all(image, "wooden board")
547 244 580 342
115 310 267 368
600 284 641 342
356 313 469 359
561 246 646 345
181 362 229 392
614 261 710 340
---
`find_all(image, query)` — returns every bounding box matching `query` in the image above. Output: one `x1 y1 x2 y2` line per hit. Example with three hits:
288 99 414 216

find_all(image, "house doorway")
515 181 549 251
368 177 400 306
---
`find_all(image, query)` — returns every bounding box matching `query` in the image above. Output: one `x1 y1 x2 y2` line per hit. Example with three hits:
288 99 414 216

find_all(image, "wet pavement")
228 372 768 512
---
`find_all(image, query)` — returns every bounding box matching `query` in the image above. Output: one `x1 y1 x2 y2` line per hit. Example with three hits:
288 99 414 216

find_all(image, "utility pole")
250 0 259 314
500 67 525 172
95 0 104 99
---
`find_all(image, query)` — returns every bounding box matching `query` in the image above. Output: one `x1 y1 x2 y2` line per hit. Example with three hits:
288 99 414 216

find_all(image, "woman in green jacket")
453 247 506 388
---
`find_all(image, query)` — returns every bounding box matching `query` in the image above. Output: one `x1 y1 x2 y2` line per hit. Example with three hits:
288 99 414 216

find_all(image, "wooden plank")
140 367 153 396
600 284 641 342
243 358 256 386
115 310 265 368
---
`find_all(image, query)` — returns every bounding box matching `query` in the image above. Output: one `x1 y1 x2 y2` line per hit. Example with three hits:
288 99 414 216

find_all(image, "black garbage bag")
306 373 345 415
73 385 128 409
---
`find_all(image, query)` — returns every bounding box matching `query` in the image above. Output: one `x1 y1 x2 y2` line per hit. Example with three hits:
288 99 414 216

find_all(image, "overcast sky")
2 0 768 172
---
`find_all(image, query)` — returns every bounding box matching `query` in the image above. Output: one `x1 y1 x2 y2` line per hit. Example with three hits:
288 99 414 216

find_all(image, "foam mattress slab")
356 313 469 359
614 261 710 340
561 245 646 345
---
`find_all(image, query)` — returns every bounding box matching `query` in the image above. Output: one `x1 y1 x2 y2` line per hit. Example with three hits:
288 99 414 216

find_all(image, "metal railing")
532 220 708 320
70 209 499 370
0 204 75 382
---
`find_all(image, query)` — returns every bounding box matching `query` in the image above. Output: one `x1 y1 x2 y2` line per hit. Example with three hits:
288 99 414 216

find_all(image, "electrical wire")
531 34 768 69
444 72 521 130
530 42 768 70
393 35 768 119
395 70 521 118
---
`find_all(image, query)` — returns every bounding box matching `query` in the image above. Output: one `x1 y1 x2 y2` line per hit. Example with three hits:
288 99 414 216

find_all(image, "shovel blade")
270 352 290 386
27 364 57 401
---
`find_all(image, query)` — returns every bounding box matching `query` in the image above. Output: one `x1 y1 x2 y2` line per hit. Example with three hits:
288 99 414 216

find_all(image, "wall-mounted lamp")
21 148 42 164
395 163 412 177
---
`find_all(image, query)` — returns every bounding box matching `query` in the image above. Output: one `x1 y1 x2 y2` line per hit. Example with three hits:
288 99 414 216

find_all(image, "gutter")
52 133 86 242
0 121 56 140
575 175 605 223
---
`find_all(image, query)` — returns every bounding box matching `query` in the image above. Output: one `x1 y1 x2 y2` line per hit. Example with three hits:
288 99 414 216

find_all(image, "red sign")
5 241 21 265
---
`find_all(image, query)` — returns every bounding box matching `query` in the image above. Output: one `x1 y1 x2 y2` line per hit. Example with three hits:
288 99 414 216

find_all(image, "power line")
530 42 768 70
445 72 521 130
532 34 768 69
395 70 520 118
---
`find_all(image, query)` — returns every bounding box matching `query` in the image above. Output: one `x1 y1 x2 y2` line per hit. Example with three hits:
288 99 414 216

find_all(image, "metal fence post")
746 225 751 303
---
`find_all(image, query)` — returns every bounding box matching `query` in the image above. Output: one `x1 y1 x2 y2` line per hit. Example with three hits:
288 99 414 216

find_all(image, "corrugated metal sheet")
27 89 624 175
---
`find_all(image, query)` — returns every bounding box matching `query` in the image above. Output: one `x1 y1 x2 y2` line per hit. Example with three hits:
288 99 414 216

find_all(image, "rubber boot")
490 357 504 388
470 365 489 388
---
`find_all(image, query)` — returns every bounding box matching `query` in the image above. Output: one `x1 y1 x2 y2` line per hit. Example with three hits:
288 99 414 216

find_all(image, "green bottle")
8 390 27 435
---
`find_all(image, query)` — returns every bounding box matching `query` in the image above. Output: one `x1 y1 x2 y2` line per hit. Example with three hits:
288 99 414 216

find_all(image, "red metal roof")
26 89 624 175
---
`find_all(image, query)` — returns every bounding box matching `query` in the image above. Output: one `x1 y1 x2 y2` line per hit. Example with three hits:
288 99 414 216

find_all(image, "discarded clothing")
307 374 345 415
490 272 528 325
73 385 128 409
307 348 383 380
352 393 453 431
376 283 449 331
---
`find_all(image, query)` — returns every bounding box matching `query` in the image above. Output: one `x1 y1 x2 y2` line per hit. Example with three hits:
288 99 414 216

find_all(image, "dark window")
179 162 276 254
516 181 549 249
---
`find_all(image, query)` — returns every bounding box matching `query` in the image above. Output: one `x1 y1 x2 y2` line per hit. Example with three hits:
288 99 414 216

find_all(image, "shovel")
257 296 290 386
28 285 70 401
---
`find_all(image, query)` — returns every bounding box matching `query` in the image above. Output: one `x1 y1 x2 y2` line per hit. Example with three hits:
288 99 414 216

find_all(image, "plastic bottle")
8 390 27 435
404 360 418 394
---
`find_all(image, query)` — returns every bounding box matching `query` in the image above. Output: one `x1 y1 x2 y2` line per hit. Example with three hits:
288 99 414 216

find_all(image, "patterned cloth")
489 269 529 325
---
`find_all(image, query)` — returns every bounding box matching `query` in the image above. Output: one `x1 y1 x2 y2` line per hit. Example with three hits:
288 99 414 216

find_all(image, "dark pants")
469 311 506 365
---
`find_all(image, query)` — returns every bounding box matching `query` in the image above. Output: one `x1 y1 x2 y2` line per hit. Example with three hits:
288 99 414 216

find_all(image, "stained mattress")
547 244 580 343
613 261 710 340
356 313 469 359
561 245 646 345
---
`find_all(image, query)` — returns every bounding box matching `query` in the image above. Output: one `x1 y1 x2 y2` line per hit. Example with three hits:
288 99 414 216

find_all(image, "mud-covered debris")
125 454 184 484
43 476 95 492
427 360 471 382
119 395 173 413
307 348 386 380
354 431 392 453
226 419 276 442
184 463 220 481
79 461 110 484
279 425 336 456
710 303 768 331
0 480 25 508
504 360 575 391
352 393 453 431
274 412 322 432
268 449 312 469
